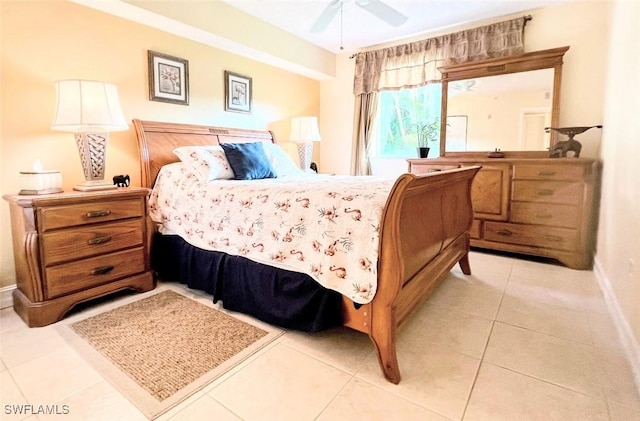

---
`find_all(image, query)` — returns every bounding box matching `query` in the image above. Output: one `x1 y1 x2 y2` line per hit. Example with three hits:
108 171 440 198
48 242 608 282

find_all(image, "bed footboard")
343 166 480 384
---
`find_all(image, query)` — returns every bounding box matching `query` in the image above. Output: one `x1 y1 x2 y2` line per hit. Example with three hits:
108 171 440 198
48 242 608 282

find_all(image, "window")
372 83 442 159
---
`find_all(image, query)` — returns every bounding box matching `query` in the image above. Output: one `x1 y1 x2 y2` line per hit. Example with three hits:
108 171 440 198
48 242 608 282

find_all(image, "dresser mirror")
438 46 570 157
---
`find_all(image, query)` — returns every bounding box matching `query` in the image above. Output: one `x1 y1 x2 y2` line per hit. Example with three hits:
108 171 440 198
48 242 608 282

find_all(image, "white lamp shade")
51 80 128 133
289 116 321 143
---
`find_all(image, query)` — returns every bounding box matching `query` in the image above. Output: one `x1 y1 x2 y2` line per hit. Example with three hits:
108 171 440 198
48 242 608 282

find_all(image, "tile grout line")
459 260 513 419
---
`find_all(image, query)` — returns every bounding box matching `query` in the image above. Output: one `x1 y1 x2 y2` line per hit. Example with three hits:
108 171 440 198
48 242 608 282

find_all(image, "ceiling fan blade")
356 0 407 27
310 1 342 33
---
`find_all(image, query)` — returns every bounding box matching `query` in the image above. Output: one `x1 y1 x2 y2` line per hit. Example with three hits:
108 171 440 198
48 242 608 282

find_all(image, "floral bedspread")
148 163 396 304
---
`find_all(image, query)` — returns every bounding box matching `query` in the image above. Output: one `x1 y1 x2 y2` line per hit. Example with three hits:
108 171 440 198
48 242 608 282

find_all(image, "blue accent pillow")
220 142 277 180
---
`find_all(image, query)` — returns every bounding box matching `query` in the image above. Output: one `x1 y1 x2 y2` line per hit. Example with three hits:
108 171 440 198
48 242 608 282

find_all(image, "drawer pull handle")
545 235 563 242
536 189 554 196
535 213 553 219
497 229 513 236
538 171 557 176
88 235 112 245
91 266 114 275
86 210 111 218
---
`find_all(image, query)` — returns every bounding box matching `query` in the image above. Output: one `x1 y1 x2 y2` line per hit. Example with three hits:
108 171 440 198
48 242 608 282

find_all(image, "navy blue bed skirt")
151 233 343 332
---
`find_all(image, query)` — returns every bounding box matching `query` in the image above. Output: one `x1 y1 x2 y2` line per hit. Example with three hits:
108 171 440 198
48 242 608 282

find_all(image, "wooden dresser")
3 188 155 327
408 158 600 269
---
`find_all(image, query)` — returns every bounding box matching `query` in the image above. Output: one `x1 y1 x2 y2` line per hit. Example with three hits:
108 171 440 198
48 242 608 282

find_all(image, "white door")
521 110 550 150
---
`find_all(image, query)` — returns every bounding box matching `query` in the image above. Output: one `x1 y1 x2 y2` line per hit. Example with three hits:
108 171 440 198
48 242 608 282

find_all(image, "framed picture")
148 50 189 105
224 71 252 113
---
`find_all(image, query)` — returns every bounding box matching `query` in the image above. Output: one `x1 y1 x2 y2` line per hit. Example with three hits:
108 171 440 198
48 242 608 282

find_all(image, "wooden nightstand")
3 188 155 327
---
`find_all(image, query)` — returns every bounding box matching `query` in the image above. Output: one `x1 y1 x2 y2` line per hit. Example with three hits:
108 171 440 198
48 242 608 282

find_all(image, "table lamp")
51 80 128 191
289 116 321 171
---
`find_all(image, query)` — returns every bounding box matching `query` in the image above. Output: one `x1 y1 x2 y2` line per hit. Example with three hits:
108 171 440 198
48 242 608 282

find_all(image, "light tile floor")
2 250 640 420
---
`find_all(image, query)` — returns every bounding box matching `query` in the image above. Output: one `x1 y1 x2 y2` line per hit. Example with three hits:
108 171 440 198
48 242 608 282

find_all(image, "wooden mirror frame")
438 46 570 158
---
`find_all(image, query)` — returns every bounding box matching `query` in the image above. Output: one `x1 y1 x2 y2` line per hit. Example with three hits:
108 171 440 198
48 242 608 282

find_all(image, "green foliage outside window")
375 83 442 158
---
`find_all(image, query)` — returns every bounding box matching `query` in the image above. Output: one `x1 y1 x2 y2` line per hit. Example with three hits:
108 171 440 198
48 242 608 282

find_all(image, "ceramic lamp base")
297 142 313 170
73 132 116 191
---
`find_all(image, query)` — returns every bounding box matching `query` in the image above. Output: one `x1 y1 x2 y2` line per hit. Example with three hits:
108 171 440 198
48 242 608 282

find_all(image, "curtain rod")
349 15 533 59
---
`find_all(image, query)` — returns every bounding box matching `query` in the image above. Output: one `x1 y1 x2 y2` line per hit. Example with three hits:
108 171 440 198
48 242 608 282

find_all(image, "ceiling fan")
310 0 408 33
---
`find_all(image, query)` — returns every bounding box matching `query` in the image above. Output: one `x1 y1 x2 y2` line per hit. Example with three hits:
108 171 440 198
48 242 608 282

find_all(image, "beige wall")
319 1 612 175
125 0 335 79
597 0 640 375
0 1 320 288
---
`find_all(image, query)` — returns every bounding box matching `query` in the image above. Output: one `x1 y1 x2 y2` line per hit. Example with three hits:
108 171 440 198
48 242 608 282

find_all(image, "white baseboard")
0 285 15 309
593 257 640 394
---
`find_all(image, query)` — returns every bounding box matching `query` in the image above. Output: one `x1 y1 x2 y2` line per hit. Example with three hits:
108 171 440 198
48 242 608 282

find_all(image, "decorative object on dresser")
414 118 440 158
224 70 252 113
19 160 63 195
3 188 155 327
147 50 189 105
409 157 600 269
51 80 128 191
546 125 603 158
289 116 322 171
112 174 130 187
487 149 505 158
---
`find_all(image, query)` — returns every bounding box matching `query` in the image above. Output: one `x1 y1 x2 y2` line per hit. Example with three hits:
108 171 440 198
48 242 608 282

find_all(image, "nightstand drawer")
512 181 583 205
45 247 146 299
485 222 578 251
41 219 145 266
511 202 580 228
38 198 145 231
513 164 585 181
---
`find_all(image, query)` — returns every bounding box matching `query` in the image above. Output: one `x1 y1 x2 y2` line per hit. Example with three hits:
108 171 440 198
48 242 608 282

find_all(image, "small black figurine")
546 125 602 158
113 174 130 187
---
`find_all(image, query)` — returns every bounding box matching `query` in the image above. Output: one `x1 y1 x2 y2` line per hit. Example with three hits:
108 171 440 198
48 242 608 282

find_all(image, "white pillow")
173 146 235 181
261 142 305 177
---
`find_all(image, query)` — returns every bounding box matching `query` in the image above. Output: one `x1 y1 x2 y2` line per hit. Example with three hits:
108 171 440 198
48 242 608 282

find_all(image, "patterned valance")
353 17 527 95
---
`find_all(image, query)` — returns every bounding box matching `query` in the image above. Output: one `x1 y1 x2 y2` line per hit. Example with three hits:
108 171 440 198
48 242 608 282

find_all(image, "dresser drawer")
485 222 578 251
513 164 585 181
410 164 460 174
511 203 581 228
41 219 145 266
38 198 145 231
512 181 583 205
44 247 146 299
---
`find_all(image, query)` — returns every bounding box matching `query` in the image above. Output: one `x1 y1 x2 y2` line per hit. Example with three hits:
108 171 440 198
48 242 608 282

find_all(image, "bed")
133 119 480 384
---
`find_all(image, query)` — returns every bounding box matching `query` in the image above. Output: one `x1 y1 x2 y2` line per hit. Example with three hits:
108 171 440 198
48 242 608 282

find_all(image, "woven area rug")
58 288 283 419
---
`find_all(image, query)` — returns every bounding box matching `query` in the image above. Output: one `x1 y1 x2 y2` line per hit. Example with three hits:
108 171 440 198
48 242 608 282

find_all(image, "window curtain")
350 17 526 174
351 92 379 175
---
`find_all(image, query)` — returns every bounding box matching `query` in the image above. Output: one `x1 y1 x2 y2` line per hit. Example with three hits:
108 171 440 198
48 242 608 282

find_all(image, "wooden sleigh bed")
133 119 479 384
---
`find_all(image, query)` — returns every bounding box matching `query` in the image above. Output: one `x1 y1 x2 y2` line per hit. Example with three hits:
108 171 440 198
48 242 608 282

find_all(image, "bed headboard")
132 119 276 188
